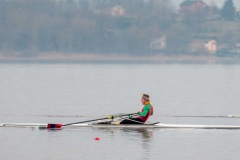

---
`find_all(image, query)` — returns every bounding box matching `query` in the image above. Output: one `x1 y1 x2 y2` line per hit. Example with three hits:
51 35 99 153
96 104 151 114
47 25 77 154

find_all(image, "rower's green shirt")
138 104 153 117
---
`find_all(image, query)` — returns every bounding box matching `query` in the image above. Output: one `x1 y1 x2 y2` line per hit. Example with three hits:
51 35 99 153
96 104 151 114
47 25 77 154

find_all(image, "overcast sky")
173 0 240 9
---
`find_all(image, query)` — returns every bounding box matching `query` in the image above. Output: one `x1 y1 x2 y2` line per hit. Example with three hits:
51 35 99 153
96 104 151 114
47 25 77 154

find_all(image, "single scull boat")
1 122 240 129
2 113 240 129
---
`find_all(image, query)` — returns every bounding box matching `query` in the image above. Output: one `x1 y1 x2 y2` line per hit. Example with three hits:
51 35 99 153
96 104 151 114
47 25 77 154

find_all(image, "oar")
45 113 136 129
161 115 240 118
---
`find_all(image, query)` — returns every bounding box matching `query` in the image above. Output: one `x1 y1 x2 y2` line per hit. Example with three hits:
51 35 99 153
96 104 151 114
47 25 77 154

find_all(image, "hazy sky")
173 0 240 8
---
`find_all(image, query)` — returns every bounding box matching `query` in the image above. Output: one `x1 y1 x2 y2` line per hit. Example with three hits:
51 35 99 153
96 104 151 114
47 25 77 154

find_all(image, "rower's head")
141 94 150 104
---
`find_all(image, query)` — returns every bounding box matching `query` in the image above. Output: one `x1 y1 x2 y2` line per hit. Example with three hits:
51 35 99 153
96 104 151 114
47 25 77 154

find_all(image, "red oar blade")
47 124 63 129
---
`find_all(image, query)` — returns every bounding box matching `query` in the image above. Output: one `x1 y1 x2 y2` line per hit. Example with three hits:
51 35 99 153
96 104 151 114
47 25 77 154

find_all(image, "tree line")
0 0 239 57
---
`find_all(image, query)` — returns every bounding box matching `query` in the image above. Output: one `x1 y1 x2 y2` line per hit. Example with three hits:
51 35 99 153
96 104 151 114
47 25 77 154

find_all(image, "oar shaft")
63 117 112 126
47 113 136 129
163 115 240 118
63 113 136 126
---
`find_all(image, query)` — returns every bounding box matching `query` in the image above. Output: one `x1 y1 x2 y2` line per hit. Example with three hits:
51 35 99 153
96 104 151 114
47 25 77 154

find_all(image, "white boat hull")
155 123 240 129
70 123 240 129
2 123 240 129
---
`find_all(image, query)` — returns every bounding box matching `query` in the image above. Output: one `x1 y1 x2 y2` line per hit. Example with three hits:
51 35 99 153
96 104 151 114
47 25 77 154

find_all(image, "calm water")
1 63 240 160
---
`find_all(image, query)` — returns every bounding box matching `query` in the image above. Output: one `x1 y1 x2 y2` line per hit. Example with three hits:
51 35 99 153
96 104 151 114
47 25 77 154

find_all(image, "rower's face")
141 98 146 104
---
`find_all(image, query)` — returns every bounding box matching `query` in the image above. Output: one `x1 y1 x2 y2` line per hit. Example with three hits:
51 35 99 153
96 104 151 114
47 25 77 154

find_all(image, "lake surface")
1 62 240 160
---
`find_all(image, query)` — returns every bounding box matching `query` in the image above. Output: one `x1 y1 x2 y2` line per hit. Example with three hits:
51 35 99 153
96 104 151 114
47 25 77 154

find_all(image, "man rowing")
116 94 154 124
46 94 154 129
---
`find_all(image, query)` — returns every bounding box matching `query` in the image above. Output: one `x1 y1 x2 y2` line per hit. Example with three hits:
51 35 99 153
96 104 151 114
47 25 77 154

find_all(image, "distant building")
149 36 166 50
111 5 125 16
237 9 240 20
180 0 209 17
93 5 125 16
188 39 217 54
205 40 217 53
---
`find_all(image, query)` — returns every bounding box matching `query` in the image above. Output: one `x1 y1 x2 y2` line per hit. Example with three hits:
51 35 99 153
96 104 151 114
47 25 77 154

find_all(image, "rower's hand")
136 112 139 115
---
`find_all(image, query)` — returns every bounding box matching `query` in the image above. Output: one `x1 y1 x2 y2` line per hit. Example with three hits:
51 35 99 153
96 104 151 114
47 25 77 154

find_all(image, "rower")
117 94 154 124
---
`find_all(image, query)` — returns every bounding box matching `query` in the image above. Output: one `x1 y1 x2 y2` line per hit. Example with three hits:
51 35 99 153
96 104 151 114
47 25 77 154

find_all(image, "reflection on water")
90 127 154 159
122 128 154 140
122 128 154 160
94 127 153 140
124 128 155 160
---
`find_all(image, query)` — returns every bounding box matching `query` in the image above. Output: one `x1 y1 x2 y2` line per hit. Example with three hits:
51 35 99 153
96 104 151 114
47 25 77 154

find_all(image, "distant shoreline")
0 53 240 64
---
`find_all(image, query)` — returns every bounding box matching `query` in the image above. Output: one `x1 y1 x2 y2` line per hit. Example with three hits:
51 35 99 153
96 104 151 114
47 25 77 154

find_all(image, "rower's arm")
138 105 150 117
